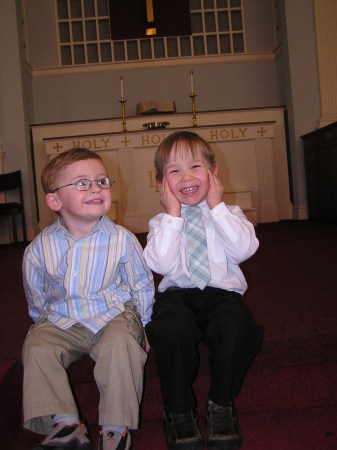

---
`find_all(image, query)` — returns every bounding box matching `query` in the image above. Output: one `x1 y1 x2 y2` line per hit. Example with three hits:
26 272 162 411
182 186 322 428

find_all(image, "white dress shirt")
143 200 259 295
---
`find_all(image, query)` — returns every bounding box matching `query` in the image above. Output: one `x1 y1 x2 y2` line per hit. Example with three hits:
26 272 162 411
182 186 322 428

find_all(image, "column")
255 138 279 222
314 0 337 127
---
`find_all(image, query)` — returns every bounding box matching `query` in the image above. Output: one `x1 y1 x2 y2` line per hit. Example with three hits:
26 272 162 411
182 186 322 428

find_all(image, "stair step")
132 404 337 450
10 404 337 450
71 361 337 424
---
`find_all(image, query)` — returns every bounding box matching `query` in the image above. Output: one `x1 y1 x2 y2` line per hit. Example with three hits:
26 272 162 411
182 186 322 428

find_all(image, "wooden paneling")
302 122 337 221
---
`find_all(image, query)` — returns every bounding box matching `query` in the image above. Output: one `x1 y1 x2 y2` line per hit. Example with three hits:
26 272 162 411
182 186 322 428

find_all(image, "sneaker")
98 430 132 450
206 402 242 449
164 409 203 450
34 422 92 449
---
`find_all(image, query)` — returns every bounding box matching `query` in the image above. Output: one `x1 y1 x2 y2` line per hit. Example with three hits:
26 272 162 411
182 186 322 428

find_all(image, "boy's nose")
91 181 102 192
181 170 193 180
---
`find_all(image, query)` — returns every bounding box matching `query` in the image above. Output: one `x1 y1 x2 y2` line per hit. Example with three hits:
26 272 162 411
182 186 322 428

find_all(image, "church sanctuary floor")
1 220 337 449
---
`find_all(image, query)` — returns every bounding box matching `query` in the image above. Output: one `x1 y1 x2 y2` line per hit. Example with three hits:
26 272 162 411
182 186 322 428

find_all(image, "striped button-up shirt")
23 216 154 333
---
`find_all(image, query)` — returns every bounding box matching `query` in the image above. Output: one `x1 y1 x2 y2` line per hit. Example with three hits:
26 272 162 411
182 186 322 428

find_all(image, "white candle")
190 70 194 94
120 75 124 99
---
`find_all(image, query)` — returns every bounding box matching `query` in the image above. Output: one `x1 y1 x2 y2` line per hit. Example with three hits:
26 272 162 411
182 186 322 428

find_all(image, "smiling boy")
22 148 154 450
143 131 263 450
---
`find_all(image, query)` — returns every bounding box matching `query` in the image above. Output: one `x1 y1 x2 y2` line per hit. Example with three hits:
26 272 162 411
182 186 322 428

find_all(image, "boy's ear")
212 163 219 176
45 193 62 212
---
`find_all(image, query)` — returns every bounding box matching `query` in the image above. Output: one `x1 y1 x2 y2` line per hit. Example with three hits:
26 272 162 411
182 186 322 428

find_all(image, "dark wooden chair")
0 170 27 242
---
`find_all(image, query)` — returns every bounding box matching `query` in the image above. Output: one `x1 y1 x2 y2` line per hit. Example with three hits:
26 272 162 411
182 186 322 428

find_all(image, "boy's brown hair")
154 131 216 181
41 147 104 194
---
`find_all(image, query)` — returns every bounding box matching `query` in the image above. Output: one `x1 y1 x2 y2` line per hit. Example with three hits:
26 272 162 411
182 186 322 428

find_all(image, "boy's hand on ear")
206 170 224 210
160 177 181 216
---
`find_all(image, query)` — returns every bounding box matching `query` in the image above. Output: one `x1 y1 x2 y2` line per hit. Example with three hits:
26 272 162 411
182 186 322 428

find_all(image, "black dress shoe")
164 409 203 450
206 402 242 449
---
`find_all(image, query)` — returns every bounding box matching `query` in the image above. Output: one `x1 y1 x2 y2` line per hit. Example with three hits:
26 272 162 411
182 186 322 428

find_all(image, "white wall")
26 0 281 124
0 0 323 242
278 0 321 219
244 0 275 52
0 0 37 243
31 60 281 124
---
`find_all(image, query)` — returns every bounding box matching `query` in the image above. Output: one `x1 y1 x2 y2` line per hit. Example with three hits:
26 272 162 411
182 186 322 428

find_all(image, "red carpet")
1 220 337 449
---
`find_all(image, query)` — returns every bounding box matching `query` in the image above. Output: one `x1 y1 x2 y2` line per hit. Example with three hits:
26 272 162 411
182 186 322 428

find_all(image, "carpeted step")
67 335 337 424
72 359 337 425
10 404 337 450
0 359 23 449
3 222 337 449
132 404 337 450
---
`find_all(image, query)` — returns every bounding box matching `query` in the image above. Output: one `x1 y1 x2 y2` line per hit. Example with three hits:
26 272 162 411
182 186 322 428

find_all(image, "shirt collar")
181 199 208 217
45 215 118 238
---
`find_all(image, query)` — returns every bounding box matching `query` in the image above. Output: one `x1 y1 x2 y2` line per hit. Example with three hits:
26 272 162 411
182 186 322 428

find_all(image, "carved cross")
146 0 154 22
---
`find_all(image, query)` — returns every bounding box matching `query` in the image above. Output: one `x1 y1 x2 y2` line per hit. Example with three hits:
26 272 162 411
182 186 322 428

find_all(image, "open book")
137 100 176 115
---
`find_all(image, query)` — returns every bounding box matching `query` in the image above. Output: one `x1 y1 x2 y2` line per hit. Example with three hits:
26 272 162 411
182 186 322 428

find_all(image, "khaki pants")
22 305 147 435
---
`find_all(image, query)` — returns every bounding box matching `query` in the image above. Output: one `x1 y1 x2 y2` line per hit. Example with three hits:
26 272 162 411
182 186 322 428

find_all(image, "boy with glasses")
22 147 154 450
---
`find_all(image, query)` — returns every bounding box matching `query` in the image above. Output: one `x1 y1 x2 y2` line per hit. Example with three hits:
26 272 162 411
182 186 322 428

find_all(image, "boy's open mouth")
86 199 103 204
181 186 198 194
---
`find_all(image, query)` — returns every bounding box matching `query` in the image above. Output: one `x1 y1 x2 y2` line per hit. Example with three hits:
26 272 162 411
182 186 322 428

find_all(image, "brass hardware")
146 27 157 36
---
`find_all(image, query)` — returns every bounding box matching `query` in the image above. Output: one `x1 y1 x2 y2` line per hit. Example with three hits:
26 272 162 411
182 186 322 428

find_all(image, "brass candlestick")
189 93 197 127
119 97 127 132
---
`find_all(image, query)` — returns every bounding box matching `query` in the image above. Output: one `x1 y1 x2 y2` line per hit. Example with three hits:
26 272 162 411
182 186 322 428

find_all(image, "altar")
31 108 293 233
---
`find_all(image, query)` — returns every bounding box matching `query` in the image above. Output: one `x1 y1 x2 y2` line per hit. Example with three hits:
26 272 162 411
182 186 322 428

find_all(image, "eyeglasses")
52 177 115 193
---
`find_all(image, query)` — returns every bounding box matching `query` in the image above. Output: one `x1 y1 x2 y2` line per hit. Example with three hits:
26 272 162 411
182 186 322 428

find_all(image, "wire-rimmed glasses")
52 177 115 193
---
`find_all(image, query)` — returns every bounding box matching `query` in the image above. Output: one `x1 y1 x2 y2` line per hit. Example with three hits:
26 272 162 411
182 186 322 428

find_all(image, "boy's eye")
98 177 110 185
76 179 90 186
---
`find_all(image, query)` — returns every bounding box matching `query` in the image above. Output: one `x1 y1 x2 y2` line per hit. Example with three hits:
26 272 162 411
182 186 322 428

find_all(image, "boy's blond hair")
41 147 104 194
154 131 216 181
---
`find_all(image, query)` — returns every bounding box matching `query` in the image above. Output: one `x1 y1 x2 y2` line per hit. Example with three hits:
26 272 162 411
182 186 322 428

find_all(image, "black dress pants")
145 287 263 413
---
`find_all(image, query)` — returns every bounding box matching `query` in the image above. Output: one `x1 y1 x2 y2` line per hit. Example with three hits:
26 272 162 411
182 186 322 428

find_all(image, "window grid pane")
126 40 139 61
74 44 85 64
205 12 216 33
113 41 125 61
193 36 205 56
85 20 97 41
180 36 192 57
204 0 215 9
59 22 70 43
233 33 244 52
99 19 110 40
100 42 112 62
220 34 231 53
206 35 218 54
154 39 165 59
167 38 179 58
61 45 72 65
140 39 152 60
57 0 69 19
70 0 82 19
84 0 95 17
56 0 245 65
72 21 83 42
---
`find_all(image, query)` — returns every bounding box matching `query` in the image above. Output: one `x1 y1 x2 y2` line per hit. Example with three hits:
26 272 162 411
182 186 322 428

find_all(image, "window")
56 0 246 66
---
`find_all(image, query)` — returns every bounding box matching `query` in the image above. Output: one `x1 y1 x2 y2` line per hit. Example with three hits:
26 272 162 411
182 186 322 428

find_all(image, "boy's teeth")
182 187 197 193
